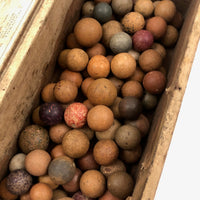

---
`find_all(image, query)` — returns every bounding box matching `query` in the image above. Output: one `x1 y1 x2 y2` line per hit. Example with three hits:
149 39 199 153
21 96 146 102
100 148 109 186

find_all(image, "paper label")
0 0 36 66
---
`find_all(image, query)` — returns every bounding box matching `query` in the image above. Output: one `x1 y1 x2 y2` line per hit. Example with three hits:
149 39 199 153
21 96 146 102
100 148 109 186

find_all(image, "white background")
155 41 200 199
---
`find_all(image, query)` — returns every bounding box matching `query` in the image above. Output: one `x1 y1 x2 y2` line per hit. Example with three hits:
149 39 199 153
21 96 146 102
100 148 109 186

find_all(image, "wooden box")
0 0 199 199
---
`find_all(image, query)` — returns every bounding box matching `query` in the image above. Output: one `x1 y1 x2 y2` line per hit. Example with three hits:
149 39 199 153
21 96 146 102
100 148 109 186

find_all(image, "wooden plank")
131 0 200 199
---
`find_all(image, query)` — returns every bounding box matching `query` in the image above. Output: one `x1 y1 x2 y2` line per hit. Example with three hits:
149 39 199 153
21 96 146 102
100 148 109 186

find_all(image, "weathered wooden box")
0 0 199 199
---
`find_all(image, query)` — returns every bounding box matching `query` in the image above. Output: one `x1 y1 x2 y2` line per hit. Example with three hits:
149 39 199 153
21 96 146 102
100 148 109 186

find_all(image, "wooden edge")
131 1 200 199
0 0 84 180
